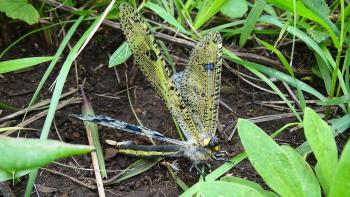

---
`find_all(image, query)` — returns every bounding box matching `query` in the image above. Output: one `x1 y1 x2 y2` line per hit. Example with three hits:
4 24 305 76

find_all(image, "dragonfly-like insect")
72 3 223 170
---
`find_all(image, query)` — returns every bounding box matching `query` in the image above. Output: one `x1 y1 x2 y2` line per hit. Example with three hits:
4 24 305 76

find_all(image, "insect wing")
174 32 223 137
119 4 202 144
71 114 187 146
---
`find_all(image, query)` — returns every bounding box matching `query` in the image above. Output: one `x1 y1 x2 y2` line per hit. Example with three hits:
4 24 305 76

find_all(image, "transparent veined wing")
118 4 202 144
173 32 222 138
71 114 188 146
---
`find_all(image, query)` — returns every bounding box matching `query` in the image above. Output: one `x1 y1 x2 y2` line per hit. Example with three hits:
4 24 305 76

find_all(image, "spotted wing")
119 4 201 144
173 32 222 138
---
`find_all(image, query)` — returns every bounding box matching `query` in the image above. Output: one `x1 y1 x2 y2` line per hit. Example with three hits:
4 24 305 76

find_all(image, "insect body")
73 3 223 166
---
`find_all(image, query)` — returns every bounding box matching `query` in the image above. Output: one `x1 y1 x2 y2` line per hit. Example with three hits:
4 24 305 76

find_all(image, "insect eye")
208 136 220 148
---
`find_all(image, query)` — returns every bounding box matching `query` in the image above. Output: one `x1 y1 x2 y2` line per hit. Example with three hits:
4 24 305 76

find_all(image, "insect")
72 3 223 170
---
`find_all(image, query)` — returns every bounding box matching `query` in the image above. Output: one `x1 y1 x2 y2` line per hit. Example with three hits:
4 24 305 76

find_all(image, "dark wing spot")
203 63 214 71
147 50 158 61
125 124 142 133
179 104 186 110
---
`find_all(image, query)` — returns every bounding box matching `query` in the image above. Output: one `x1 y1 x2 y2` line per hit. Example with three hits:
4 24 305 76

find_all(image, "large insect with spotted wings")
73 3 223 168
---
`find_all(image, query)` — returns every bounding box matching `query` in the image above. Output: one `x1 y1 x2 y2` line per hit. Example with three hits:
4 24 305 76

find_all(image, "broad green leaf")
301 0 330 18
198 181 265 197
303 107 338 193
221 176 278 197
329 140 350 197
0 169 31 182
108 41 132 67
0 0 39 25
307 29 329 43
281 146 321 197
0 56 55 74
237 118 305 197
145 2 189 34
297 113 350 156
220 0 248 19
0 137 93 173
239 0 266 47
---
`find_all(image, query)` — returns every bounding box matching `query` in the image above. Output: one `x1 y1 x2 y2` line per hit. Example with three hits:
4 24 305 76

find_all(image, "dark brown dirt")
0 25 348 197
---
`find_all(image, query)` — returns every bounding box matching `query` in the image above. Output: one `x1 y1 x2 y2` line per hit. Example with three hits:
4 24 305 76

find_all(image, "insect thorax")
181 145 213 164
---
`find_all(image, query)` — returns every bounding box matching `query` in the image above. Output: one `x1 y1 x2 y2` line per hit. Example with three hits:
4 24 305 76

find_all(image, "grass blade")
23 16 84 120
0 56 55 74
80 88 107 178
239 0 266 47
145 2 190 34
25 6 112 195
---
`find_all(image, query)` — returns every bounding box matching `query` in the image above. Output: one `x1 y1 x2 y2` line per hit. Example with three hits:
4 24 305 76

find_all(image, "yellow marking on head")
203 138 211 146
213 145 220 151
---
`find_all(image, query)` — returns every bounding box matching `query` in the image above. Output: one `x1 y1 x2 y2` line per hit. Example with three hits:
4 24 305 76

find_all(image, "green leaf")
110 158 162 184
301 0 330 20
317 95 350 106
23 16 84 122
144 2 189 34
239 0 266 47
259 15 329 65
297 113 350 156
0 169 31 182
0 0 39 25
256 38 306 110
0 56 55 74
224 48 327 102
197 181 265 197
302 0 329 17
25 11 107 196
315 54 332 95
307 29 330 43
108 41 132 68
329 140 350 197
266 0 339 48
303 107 338 193
81 91 107 178
221 176 278 197
281 146 321 197
194 0 228 29
220 0 248 19
237 118 306 196
0 137 93 173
